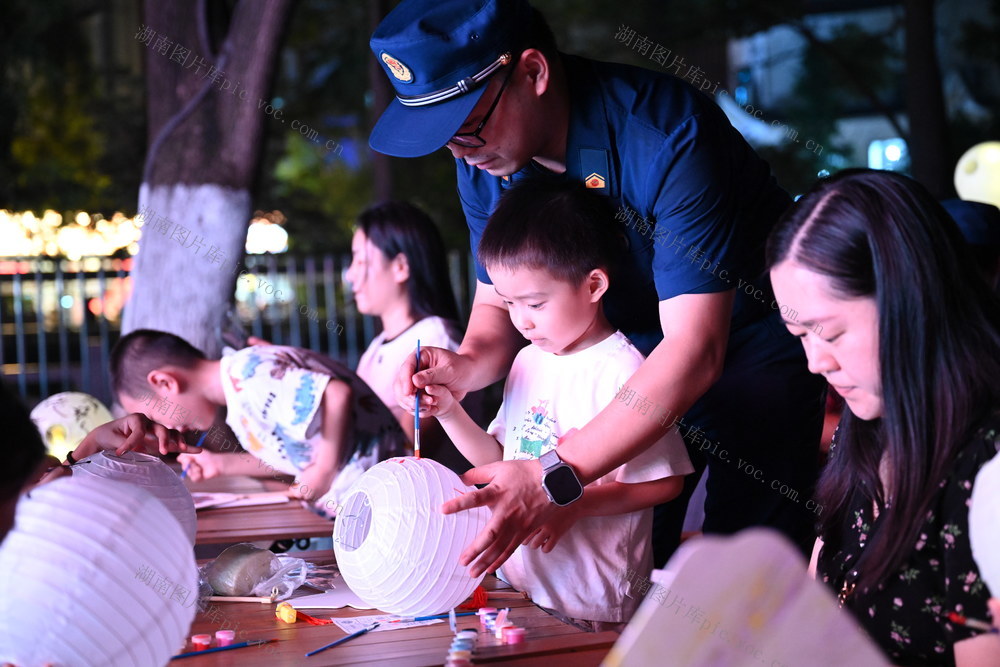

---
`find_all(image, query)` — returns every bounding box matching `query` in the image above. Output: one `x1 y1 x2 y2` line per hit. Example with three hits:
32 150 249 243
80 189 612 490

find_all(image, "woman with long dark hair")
767 168 1000 666
346 201 469 469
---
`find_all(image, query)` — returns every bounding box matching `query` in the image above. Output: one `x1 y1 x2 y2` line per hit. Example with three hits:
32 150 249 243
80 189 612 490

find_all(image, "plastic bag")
200 543 310 601
252 554 309 600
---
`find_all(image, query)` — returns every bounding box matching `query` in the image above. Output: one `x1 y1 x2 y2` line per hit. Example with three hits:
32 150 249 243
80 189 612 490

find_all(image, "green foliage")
0 0 144 213
270 133 372 251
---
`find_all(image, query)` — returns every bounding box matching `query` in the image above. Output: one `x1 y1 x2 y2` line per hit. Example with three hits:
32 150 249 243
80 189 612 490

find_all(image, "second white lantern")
74 450 197 544
333 457 491 616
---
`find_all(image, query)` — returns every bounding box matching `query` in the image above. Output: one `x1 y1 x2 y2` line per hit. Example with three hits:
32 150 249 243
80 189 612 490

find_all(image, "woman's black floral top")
817 413 1000 666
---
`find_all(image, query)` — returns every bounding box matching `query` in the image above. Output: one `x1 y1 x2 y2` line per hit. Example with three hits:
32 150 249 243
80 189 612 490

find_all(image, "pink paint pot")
504 627 525 645
215 630 236 647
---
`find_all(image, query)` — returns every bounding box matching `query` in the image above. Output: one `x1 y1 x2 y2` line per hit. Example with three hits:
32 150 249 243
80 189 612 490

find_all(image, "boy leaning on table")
110 331 408 519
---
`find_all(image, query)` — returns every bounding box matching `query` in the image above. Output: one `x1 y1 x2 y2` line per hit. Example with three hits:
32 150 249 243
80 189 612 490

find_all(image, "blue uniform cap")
369 0 531 158
941 198 1000 247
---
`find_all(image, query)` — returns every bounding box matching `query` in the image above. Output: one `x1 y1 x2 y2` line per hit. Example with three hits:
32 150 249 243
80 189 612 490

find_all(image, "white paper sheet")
331 613 443 633
192 491 290 510
293 587 375 611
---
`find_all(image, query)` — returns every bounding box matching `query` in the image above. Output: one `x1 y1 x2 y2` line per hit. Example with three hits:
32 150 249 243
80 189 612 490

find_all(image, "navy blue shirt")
457 54 792 354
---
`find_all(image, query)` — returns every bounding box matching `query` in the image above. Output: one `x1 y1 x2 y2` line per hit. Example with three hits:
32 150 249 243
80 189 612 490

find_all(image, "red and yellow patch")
381 52 413 83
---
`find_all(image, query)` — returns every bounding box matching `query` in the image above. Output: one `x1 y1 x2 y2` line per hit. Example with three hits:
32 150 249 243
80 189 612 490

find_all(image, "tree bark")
124 0 294 355
904 0 951 198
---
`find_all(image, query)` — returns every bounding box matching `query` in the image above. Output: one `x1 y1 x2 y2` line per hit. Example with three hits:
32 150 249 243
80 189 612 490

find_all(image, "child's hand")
74 414 196 459
177 451 228 481
289 462 336 502
523 502 585 553
404 383 461 419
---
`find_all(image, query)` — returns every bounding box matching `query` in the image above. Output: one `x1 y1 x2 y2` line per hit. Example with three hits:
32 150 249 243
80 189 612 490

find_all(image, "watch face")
544 466 584 506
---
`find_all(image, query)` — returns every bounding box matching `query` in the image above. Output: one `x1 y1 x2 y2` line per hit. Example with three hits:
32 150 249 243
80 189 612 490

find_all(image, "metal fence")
0 251 479 407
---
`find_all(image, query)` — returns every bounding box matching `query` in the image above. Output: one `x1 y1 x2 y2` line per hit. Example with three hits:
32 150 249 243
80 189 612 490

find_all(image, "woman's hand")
176 450 229 482
441 459 556 576
394 346 475 413
74 414 196 459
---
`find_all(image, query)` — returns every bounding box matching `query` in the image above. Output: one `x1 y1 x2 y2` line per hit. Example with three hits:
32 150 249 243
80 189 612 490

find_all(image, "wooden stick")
207 595 276 603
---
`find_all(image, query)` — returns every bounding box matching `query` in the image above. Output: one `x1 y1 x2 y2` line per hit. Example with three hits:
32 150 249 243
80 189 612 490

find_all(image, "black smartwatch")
539 449 584 506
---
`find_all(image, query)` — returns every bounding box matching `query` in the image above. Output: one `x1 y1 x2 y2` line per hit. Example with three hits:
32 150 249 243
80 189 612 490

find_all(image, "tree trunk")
123 0 294 355
904 0 951 198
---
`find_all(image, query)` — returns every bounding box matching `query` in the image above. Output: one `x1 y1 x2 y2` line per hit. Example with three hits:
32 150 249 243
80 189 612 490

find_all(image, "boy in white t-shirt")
416 180 693 630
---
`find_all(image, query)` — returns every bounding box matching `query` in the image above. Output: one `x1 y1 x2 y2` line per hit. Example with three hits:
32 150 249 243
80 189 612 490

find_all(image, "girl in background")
346 201 473 471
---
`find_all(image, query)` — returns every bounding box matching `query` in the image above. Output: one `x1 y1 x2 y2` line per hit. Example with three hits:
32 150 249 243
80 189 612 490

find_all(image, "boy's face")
489 264 606 356
118 384 217 433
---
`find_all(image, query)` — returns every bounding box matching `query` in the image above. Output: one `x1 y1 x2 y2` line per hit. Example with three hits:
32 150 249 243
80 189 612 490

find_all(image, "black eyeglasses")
449 66 514 148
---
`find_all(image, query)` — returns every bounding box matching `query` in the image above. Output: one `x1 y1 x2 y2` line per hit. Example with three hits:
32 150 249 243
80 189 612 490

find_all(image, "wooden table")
180 552 617 666
188 476 334 545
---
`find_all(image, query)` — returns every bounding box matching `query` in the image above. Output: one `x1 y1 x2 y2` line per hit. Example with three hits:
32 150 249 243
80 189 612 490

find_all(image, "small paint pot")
478 608 497 628
445 660 473 667
504 627 526 644
448 649 472 660
215 630 235 647
450 640 474 651
191 634 212 651
456 629 479 640
495 621 514 639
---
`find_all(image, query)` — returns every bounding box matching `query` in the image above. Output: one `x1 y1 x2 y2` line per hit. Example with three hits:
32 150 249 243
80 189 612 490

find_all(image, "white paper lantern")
74 450 197 544
0 476 197 667
29 391 113 461
970 452 1000 597
333 457 491 616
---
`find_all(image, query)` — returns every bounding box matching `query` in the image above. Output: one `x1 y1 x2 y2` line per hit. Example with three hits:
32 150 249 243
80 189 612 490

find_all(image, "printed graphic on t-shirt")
514 399 558 460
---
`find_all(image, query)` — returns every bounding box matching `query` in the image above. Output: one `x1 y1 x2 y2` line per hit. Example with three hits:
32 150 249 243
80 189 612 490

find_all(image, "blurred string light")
868 138 908 171
0 209 290 259
245 210 289 254
0 210 141 259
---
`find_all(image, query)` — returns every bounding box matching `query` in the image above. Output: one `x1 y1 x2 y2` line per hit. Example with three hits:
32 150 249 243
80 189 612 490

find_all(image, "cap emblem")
382 52 413 82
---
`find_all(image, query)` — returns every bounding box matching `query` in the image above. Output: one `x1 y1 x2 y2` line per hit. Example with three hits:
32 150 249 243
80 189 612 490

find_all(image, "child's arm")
525 476 684 553
417 383 503 467
290 379 353 502
176 450 274 481
72 413 197 460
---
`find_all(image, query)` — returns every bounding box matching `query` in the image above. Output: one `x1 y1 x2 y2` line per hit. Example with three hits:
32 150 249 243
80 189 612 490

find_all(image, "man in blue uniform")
369 0 826 574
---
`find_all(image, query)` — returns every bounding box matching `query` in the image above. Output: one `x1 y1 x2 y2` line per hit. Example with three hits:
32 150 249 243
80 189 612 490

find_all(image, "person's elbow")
653 475 685 505
700 335 727 387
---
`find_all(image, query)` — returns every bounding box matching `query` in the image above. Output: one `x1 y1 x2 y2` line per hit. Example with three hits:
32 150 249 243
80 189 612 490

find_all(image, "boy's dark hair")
477 178 623 285
110 329 205 399
0 381 47 501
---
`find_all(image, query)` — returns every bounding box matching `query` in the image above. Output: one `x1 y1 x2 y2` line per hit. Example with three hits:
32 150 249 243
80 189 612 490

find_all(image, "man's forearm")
558 330 725 485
